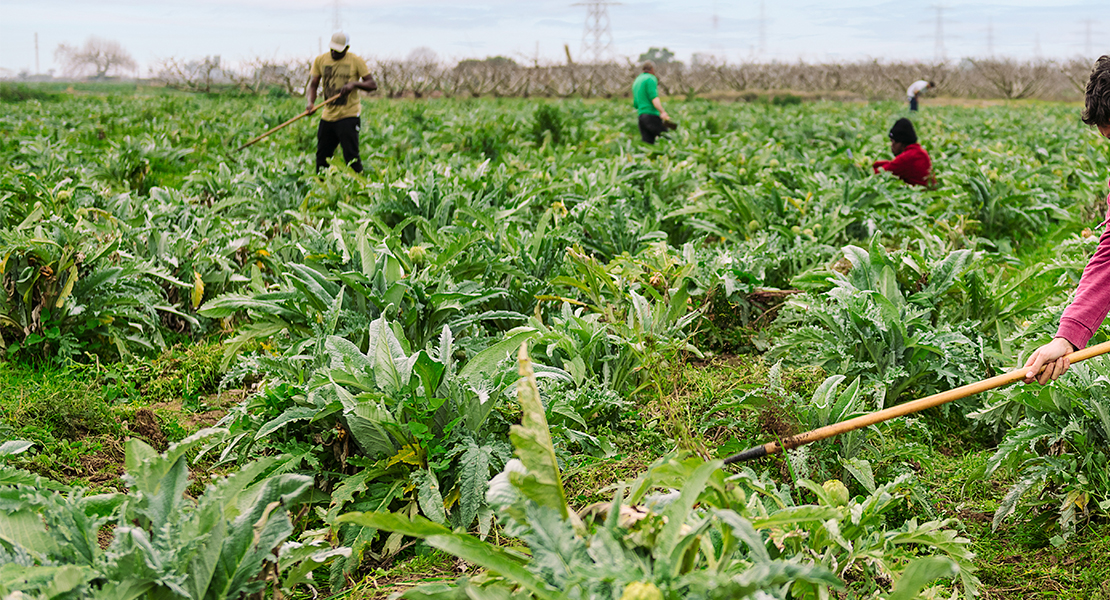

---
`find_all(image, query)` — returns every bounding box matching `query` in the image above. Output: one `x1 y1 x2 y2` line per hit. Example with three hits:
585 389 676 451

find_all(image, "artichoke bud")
407 245 427 264
620 582 664 600
822 479 850 506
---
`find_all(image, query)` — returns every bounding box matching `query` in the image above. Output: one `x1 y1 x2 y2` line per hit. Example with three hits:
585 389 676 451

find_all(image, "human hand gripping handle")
723 339 1110 465
237 92 344 152
1023 337 1076 385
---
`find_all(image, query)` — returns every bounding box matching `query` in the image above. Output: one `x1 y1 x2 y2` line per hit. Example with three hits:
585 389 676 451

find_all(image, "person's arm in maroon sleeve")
1024 56 1110 385
874 150 919 183
1057 224 1110 350
1025 193 1110 385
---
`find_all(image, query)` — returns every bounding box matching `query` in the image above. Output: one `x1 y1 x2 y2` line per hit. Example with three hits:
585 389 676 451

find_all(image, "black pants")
638 113 666 144
316 116 362 173
909 96 919 111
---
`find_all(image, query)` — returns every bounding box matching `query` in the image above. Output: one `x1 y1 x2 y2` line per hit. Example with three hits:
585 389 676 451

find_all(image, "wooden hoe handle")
236 93 344 151
723 339 1110 465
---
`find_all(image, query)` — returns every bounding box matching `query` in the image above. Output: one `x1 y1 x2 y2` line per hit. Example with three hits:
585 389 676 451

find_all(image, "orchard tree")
55 36 137 79
638 47 675 65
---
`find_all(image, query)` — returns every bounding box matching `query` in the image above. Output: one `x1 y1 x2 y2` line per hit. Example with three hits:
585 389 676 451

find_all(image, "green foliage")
0 196 194 362
0 83 58 103
0 429 334 599
341 347 978 599
771 236 986 406
970 357 1110 541
5 92 1110 593
638 48 675 65
531 103 576 147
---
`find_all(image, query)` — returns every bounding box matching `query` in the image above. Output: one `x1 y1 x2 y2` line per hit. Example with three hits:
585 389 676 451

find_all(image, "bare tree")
1061 56 1096 94
55 36 137 79
153 56 226 93
970 58 1054 99
145 52 1087 101
405 48 441 98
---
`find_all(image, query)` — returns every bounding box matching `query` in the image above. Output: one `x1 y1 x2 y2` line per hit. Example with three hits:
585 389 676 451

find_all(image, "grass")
0 80 190 98
274 352 1110 598
921 450 1110 599
0 339 231 489
558 356 1110 599
3 339 1107 596
337 548 459 599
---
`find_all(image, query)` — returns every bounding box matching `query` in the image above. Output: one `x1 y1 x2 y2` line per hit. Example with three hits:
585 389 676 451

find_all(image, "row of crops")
1 93 1109 598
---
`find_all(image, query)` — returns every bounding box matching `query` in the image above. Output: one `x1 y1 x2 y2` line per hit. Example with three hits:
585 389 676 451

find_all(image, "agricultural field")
1 87 1109 599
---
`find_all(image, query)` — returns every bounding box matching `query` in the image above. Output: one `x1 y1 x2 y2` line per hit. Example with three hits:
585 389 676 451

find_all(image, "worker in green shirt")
632 61 670 144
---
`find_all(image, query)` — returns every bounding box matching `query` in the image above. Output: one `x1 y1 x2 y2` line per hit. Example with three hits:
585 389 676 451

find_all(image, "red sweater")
873 143 932 186
1057 180 1110 349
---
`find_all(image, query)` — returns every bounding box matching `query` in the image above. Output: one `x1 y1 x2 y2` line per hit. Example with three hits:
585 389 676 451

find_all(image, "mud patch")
150 401 228 430
757 404 798 439
58 435 125 484
957 508 992 524
98 524 115 549
132 407 166 449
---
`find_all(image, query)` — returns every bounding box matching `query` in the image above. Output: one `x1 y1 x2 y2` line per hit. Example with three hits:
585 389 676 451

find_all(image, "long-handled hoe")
234 92 343 152
723 340 1110 465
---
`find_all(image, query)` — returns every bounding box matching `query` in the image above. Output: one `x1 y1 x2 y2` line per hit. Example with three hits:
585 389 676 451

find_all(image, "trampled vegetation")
1 90 1109 599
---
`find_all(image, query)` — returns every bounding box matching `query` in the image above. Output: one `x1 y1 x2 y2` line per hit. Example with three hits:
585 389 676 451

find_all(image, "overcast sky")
0 0 1106 76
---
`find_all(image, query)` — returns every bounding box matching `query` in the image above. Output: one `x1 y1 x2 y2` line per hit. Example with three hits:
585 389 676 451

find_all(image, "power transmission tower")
1082 19 1095 56
573 1 619 63
711 0 720 55
34 33 39 75
985 17 993 57
930 4 946 62
758 0 767 56
332 0 341 31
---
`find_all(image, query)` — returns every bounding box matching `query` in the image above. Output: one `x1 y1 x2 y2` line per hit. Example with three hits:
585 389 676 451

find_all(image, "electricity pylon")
573 1 620 63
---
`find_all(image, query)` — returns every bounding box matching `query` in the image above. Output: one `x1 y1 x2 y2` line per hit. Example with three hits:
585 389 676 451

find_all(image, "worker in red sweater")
872 118 932 186
1024 55 1110 384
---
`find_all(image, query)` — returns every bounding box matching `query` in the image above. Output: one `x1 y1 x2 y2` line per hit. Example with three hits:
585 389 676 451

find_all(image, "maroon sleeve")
875 155 910 181
878 152 919 185
1057 186 1110 349
876 156 901 173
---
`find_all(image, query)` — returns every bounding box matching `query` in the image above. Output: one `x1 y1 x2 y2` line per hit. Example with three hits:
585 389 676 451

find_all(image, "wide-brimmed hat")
329 32 350 52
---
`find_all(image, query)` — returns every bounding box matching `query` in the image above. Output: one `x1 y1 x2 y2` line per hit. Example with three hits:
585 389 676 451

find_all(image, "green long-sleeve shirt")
632 73 660 116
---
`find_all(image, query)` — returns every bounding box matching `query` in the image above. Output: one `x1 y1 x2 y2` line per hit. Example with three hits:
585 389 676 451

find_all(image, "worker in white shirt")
906 80 935 111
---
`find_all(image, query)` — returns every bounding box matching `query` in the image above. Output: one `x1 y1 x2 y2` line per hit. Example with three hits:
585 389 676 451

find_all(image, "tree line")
155 54 1092 102
39 36 1094 101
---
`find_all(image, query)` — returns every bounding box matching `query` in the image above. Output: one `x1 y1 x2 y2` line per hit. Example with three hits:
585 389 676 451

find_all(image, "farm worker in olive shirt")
1024 55 1110 385
872 118 932 186
306 32 378 173
906 80 935 111
632 61 670 144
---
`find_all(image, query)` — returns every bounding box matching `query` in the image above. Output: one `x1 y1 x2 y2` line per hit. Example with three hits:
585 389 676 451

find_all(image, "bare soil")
131 408 166 449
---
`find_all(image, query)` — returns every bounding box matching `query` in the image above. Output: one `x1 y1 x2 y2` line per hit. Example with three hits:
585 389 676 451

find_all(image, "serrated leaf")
413 469 447 526
192 271 205 309
841 457 875 494
459 330 538 383
993 476 1041 530
508 344 569 521
255 407 319 440
888 557 959 600
456 440 489 528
